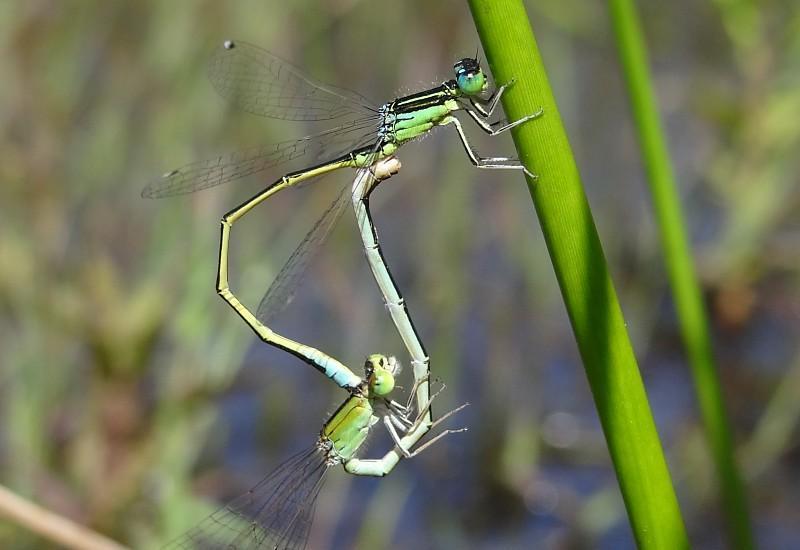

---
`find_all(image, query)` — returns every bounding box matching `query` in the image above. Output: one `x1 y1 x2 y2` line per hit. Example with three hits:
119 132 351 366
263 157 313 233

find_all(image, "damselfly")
144 40 540 391
165 354 466 550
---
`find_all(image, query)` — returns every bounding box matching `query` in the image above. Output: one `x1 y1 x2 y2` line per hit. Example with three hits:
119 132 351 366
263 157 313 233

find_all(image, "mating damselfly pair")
146 39 540 549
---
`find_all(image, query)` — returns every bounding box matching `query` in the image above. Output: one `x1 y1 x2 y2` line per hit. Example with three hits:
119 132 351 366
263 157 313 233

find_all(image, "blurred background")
1 0 798 548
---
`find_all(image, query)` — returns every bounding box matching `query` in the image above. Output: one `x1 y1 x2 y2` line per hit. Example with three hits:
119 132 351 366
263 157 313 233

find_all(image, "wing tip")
141 170 182 199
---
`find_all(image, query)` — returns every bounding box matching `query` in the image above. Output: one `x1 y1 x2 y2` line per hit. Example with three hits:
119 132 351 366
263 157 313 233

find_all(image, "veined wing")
164 445 328 550
255 180 352 324
141 120 379 198
255 142 382 324
209 40 380 121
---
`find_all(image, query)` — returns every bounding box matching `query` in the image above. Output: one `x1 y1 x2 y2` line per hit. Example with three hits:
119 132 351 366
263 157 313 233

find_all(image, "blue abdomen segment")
304 347 362 388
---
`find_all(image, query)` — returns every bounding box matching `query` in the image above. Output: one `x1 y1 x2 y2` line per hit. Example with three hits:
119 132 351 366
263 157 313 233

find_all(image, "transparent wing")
209 40 380 121
141 120 379 198
165 446 329 550
255 143 382 324
255 180 351 324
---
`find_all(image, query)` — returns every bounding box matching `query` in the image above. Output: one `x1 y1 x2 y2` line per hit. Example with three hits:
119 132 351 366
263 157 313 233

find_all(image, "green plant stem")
608 1 754 548
467 1 689 547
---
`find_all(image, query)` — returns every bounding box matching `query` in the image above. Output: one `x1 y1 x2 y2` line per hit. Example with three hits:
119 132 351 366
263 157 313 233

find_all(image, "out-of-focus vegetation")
0 1 798 548
608 0 751 546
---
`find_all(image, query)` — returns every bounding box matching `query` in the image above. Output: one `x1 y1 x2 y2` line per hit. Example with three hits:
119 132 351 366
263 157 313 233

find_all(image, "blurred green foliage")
0 1 798 548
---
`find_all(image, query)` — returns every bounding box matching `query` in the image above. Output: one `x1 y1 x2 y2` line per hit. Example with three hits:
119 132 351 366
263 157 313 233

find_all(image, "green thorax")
322 393 377 462
385 82 461 144
342 78 477 169
319 354 397 463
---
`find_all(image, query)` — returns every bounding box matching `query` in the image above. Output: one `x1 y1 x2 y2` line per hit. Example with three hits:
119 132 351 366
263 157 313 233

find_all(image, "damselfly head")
364 354 398 396
454 57 487 96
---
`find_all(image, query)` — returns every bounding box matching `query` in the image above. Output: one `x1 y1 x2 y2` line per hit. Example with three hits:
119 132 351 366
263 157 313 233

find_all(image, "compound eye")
369 369 395 396
458 72 485 95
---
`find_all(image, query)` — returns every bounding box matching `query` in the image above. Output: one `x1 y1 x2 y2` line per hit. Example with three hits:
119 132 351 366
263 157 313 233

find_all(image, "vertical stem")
466 1 689 547
609 1 754 548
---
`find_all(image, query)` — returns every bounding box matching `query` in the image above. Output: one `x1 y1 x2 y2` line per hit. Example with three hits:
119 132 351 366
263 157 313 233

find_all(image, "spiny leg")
382 416 406 450
398 421 468 458
383 390 470 460
386 399 410 416
388 409 413 430
349 394 468 476
469 79 514 117
380 377 436 442
373 419 467 464
440 116 537 178
403 380 468 437
404 373 430 411
464 106 544 136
